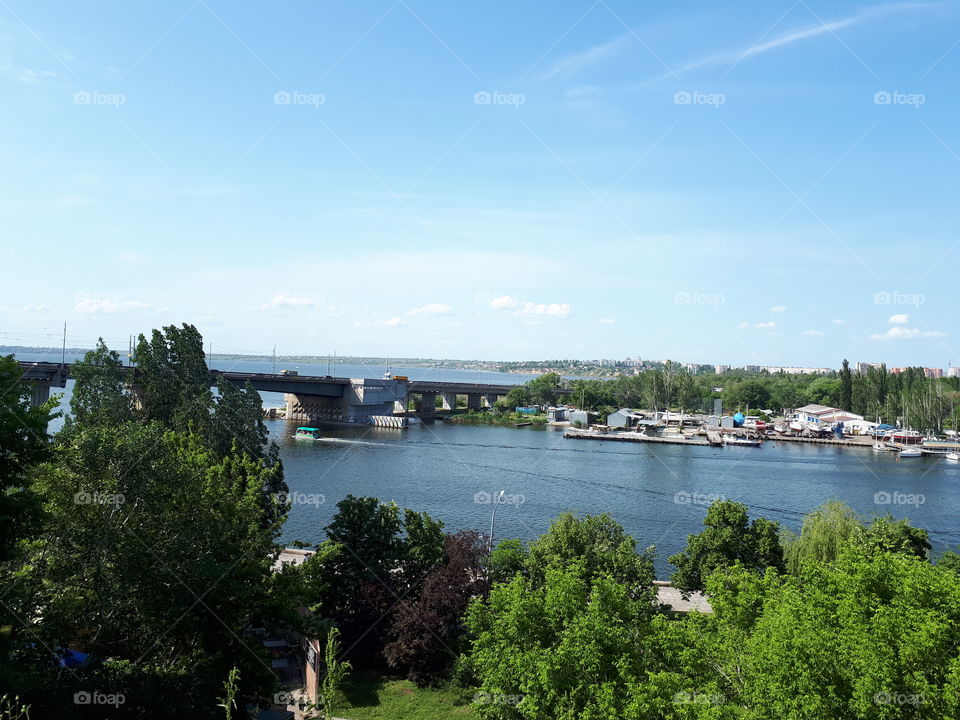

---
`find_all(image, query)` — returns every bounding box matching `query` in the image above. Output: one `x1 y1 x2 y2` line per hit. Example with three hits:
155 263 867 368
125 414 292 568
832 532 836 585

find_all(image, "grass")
338 672 478 720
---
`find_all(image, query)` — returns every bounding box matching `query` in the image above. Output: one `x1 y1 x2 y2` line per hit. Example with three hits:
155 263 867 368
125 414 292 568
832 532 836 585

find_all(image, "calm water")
15 351 960 576
272 419 960 576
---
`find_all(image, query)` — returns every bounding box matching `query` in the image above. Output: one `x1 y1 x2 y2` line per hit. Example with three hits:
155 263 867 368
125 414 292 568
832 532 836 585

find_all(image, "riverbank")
448 411 548 426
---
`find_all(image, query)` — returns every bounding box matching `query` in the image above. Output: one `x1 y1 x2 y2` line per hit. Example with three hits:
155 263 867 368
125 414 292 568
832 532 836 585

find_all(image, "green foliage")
132 324 212 428
316 627 351 718
487 538 528 584
66 338 133 428
526 512 656 601
783 501 931 573
0 354 53 561
216 667 240 720
669 500 785 593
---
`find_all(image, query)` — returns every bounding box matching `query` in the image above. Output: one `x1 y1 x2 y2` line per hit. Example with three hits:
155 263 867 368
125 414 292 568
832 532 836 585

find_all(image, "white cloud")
406 302 452 316
869 327 946 341
671 3 925 76
538 33 631 80
888 313 910 325
515 302 572 318
489 295 571 318
770 305 786 313
740 321 776 329
255 294 316 312
353 317 405 329
832 319 847 325
73 296 150 313
801 330 825 336
599 318 616 325
489 295 520 310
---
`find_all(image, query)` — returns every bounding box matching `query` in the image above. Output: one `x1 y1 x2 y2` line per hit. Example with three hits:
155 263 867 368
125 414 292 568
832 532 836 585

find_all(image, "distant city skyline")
2 1 959 365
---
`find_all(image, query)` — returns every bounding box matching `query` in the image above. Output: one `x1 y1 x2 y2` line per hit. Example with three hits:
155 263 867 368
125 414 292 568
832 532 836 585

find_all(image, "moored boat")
947 452 960 461
898 446 922 457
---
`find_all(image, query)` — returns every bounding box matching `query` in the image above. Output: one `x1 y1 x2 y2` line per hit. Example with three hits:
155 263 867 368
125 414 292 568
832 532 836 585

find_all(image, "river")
13 350 960 576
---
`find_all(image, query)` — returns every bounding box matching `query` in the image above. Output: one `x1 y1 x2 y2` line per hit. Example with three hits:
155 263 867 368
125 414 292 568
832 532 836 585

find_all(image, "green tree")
132 323 212 429
488 538 528 583
669 500 785 593
526 512 656 601
67 338 133 428
503 385 531 409
840 358 853 411
526 372 563 406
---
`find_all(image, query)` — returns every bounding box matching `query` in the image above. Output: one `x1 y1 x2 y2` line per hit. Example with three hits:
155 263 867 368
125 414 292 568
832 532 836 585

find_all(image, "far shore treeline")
3 325 960 718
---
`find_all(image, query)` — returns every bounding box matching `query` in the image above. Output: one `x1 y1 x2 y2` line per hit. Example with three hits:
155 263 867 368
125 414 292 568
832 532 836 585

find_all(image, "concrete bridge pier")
417 391 437 419
440 392 457 411
29 383 51 408
466 394 482 410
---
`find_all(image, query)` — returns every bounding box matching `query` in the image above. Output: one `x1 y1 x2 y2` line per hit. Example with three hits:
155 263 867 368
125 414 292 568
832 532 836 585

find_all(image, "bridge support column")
483 393 499 408
466 394 482 410
29 383 51 408
440 392 457 411
417 392 437 419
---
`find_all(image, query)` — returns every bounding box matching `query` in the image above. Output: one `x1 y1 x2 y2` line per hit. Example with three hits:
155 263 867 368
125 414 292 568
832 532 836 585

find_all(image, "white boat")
724 436 763 447
872 443 888 451
773 423 786 433
947 453 960 461
294 426 321 440
898 447 922 457
789 421 804 432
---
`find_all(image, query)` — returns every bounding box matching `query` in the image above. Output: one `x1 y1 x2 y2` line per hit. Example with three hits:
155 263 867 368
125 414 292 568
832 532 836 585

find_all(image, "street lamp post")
487 490 506 555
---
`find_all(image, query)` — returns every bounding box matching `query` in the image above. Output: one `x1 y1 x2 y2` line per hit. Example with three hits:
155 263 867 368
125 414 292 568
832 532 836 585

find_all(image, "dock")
563 428 716 446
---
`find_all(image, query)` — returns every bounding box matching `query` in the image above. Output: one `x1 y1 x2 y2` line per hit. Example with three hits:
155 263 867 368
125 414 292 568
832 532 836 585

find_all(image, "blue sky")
2 1 959 367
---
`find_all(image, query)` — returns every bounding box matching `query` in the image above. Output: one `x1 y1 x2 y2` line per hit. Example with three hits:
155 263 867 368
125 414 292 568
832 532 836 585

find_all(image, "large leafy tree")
669 500 784 593
21 423 287 716
0 354 54 561
66 338 134 429
132 324 212 429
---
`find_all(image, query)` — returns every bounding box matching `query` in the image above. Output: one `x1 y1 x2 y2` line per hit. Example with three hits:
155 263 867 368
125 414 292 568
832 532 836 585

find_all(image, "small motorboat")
898 446 922 458
294 426 321 440
946 453 960 461
724 436 763 447
873 443 887 451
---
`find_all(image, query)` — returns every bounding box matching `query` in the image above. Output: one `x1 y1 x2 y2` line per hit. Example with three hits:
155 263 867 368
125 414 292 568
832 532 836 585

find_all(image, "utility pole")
60 322 66 366
272 345 277 375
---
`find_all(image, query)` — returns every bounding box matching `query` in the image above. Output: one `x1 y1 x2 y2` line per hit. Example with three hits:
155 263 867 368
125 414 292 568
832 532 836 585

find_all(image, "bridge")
16 361 566 424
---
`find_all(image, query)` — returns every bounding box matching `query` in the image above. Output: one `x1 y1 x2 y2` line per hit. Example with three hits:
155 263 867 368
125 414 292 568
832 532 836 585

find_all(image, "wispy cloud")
538 33 631 80
869 326 946 340
671 3 928 76
74 295 150 313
